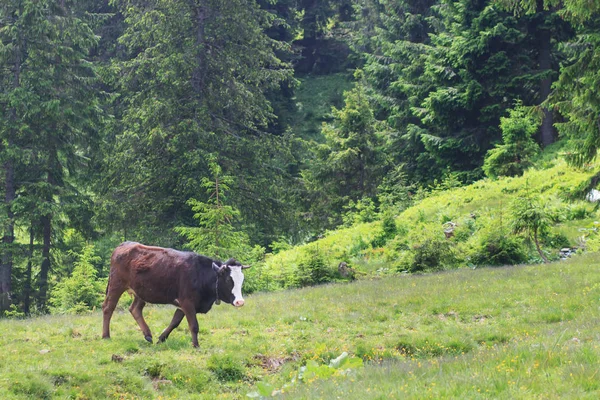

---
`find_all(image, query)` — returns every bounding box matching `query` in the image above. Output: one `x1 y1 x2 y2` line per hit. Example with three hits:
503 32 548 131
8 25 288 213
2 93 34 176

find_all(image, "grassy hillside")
256 157 600 288
1 252 600 399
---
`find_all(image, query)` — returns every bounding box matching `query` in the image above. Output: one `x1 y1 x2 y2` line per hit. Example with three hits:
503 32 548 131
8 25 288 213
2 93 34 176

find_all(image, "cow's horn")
241 265 251 269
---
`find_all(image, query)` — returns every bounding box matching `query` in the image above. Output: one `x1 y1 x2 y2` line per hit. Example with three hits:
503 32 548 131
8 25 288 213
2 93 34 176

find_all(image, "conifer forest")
3 0 600 316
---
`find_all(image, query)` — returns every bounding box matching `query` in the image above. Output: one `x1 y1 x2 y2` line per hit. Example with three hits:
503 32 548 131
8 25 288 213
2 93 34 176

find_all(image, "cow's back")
109 242 194 304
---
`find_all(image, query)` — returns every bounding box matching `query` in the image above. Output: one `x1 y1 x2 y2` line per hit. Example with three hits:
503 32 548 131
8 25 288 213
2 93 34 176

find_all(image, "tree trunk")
303 0 319 42
358 151 365 194
38 143 58 311
38 215 51 311
0 22 22 313
0 161 15 312
537 3 554 147
37 120 63 310
23 226 34 315
534 229 549 263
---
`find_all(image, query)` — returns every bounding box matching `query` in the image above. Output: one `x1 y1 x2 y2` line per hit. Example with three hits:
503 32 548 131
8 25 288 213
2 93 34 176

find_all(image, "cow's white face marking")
230 266 245 307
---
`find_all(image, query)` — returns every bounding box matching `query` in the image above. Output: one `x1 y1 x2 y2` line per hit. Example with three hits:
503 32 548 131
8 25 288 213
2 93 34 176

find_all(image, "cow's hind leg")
102 282 127 339
158 309 185 343
129 295 153 343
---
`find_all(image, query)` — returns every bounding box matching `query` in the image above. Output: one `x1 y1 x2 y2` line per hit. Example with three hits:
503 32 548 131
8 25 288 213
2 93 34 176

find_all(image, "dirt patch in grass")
253 353 298 372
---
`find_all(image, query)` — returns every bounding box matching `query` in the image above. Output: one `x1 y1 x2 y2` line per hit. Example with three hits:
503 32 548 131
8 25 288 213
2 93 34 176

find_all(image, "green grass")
2 252 600 398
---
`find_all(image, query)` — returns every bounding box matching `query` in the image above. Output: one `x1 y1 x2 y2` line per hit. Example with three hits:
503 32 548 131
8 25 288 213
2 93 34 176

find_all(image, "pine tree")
547 1 600 166
511 194 550 263
352 0 438 182
356 0 563 184
0 0 31 311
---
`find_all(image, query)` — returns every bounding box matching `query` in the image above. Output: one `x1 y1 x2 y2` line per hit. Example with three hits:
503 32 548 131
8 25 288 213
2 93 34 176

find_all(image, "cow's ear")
225 258 236 265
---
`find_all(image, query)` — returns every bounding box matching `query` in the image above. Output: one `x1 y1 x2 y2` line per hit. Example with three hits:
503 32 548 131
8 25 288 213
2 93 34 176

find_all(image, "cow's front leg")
129 295 153 343
180 302 200 347
158 309 185 343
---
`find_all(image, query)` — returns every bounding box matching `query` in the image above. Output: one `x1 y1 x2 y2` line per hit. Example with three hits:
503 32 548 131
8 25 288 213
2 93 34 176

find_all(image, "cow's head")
212 258 250 307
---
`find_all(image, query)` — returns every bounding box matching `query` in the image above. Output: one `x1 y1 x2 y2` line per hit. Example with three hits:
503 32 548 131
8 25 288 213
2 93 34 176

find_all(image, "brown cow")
101 241 250 347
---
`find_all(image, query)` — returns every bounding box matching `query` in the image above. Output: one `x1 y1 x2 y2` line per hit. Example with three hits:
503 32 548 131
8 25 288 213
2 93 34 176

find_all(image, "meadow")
1 251 599 399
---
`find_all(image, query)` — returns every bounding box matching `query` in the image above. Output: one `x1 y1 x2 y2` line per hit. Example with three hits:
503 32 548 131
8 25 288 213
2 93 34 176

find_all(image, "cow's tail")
105 273 110 296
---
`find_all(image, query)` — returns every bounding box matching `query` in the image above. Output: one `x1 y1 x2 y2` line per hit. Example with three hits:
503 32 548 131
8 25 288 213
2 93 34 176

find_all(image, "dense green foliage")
2 0 600 319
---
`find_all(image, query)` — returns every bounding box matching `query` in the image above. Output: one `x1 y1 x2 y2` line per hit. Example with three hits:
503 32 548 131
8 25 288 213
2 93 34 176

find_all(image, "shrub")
542 232 571 249
408 230 455 273
270 239 292 254
342 198 377 226
470 232 527 266
292 247 335 287
394 250 415 272
370 211 398 248
566 202 592 220
451 218 476 243
3 304 25 318
348 236 370 257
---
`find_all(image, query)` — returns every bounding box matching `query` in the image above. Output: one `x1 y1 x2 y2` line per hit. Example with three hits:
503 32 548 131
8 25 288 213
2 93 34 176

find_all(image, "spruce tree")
175 160 253 260
495 0 574 146
303 76 386 227
0 0 101 311
101 0 294 246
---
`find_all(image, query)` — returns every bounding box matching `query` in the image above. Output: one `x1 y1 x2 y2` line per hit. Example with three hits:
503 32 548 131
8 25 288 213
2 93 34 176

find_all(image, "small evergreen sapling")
175 160 253 260
49 245 105 314
483 103 540 178
511 194 551 263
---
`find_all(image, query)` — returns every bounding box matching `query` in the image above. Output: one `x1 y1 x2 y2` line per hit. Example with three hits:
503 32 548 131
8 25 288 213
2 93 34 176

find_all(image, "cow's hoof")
102 335 110 340
144 335 153 343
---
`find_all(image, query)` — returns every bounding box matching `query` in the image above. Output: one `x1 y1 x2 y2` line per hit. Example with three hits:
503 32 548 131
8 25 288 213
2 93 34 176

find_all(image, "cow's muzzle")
233 299 245 307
